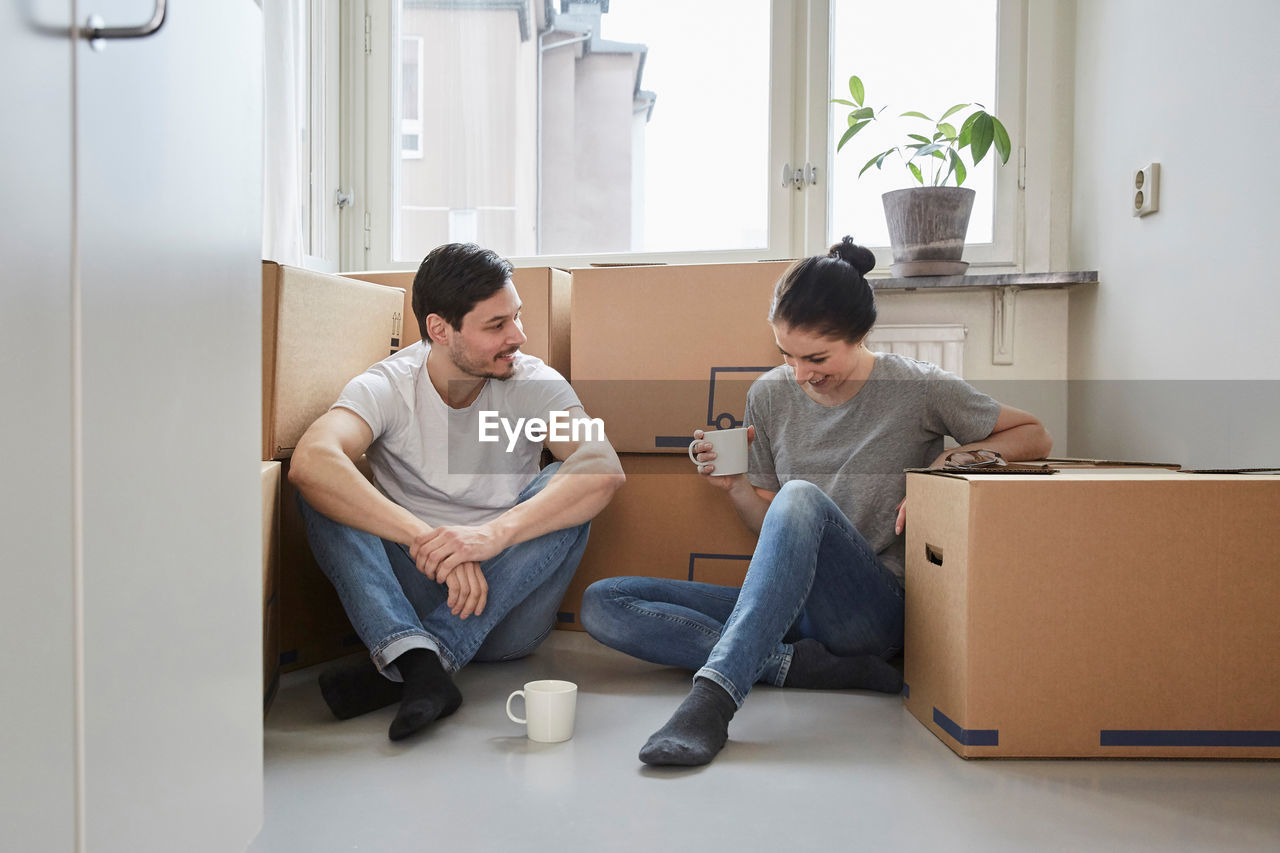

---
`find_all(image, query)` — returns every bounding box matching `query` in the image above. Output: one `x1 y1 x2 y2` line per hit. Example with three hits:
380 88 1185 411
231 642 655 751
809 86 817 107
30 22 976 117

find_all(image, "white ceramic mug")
506 679 578 743
688 427 749 476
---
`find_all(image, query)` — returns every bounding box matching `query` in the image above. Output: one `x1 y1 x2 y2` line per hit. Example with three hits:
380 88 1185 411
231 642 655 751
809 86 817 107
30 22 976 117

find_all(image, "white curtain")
262 0 306 265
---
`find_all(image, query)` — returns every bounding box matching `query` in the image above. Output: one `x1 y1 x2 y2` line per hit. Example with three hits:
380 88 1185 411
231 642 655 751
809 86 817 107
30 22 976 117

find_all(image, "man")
290 243 624 742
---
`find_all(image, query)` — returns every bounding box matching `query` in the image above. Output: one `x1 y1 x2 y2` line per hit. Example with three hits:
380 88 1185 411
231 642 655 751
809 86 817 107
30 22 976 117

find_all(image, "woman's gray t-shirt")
743 352 1001 583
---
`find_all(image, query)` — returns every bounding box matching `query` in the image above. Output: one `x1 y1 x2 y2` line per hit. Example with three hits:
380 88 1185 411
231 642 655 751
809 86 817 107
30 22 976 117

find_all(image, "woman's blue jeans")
579 480 904 707
297 462 590 680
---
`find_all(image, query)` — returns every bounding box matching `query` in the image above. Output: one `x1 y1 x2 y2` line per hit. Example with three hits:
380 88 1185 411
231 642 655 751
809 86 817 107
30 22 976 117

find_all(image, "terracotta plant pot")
881 186 976 276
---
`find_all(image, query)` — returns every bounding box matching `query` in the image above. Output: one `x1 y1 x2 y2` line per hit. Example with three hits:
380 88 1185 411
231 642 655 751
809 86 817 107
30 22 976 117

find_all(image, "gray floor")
251 630 1280 852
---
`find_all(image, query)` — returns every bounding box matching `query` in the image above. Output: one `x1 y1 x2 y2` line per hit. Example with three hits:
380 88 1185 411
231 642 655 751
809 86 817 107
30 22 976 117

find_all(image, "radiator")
866 324 967 377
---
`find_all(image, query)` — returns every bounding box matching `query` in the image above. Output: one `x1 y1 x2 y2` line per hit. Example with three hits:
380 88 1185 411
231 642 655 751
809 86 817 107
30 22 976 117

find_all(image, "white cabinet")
2 2 263 849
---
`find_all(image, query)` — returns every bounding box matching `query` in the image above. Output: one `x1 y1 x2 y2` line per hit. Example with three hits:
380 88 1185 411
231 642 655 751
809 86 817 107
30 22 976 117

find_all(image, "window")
401 36 424 159
827 0 999 248
362 0 782 268
346 1 1041 271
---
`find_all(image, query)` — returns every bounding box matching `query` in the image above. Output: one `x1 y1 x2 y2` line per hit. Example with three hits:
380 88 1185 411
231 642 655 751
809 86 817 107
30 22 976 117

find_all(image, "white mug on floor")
688 427 749 476
506 680 578 743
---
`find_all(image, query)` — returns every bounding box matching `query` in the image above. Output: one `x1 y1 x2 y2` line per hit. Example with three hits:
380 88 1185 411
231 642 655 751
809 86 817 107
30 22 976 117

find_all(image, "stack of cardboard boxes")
555 262 794 627
261 262 406 683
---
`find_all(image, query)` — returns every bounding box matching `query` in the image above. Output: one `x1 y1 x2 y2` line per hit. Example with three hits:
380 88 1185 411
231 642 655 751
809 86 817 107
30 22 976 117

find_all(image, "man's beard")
449 340 517 380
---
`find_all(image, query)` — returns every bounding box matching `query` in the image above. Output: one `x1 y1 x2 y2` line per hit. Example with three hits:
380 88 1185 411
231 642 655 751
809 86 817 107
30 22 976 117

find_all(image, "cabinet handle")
82 0 167 43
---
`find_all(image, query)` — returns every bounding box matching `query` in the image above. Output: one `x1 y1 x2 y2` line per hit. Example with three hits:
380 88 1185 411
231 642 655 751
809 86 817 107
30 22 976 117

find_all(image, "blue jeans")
298 462 590 680
580 480 903 706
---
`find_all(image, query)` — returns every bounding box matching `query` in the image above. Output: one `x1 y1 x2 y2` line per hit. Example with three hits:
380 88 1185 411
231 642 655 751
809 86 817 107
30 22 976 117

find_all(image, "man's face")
445 281 527 380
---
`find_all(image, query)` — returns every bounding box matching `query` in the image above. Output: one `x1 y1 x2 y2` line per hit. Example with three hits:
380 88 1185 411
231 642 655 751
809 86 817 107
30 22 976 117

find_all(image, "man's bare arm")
288 407 430 546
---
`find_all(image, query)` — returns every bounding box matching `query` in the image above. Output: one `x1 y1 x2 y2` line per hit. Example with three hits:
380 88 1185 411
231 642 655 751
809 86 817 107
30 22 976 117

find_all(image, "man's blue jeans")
579 480 903 706
297 462 589 680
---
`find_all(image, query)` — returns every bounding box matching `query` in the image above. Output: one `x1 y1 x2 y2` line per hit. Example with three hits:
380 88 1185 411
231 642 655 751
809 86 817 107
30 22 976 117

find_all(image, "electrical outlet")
1133 163 1160 217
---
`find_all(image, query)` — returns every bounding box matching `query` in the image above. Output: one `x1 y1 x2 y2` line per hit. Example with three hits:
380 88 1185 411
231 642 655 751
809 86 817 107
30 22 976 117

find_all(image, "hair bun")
829 236 875 276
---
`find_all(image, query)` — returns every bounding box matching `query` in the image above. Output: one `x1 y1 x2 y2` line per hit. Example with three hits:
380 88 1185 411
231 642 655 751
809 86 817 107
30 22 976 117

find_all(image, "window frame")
301 0 342 273
341 0 1056 274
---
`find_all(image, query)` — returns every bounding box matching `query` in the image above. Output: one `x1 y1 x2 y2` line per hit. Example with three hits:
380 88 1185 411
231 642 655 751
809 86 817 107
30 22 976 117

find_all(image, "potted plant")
832 75 1012 276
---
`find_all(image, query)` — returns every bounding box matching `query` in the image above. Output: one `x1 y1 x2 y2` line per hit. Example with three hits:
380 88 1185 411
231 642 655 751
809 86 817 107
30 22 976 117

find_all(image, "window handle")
81 0 167 47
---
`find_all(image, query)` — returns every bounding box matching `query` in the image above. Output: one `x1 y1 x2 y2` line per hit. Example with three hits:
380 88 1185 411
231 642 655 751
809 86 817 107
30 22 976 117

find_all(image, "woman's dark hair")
411 242 514 339
769 236 877 343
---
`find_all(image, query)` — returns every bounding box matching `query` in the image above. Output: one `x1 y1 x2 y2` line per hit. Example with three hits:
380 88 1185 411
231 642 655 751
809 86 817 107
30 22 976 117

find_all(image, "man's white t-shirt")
333 341 581 527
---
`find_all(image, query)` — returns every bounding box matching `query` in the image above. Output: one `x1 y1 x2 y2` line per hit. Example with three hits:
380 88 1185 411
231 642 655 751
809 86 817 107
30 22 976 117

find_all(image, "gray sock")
639 677 737 767
784 638 903 694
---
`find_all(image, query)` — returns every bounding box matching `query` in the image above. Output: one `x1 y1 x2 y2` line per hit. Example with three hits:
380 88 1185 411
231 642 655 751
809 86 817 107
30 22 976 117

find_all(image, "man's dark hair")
411 243 514 340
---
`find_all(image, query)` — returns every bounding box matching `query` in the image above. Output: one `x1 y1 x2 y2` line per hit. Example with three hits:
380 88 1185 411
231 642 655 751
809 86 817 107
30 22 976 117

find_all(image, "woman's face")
771 322 867 398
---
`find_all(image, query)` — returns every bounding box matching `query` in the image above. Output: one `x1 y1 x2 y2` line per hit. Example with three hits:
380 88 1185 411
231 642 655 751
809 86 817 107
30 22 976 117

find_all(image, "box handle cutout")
925 544 944 566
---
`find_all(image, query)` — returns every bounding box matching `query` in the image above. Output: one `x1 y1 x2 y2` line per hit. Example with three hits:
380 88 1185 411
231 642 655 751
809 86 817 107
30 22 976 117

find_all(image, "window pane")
392 0 770 261
828 0 998 248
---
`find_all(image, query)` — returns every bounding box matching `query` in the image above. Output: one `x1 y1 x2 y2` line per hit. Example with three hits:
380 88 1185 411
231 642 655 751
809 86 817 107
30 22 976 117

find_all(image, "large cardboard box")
262 262 405 460
277 458 373 672
261 461 282 712
903 468 1280 758
556 454 760 630
340 267 572 377
569 262 793 452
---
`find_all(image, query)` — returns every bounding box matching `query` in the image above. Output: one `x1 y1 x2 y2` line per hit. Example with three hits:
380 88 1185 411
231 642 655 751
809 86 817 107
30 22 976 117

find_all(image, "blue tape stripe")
556 611 575 624
902 682 909 699
933 707 999 746
1100 730 1280 748
655 435 695 448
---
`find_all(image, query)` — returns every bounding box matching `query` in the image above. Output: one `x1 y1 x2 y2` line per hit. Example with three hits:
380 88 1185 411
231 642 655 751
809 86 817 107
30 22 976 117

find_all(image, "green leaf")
836 120 869 152
851 107 875 121
849 75 864 106
938 122 957 140
957 123 971 148
949 148 967 186
968 113 995 166
900 111 933 121
859 148 894 177
991 117 1012 164
908 134 933 144
908 162 924 185
959 112 979 135
831 98 858 107
939 103 970 121
914 142 946 158
932 131 944 142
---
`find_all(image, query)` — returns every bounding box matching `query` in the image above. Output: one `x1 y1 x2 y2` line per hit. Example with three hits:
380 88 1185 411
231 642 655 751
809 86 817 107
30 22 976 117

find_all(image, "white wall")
1067 0 1280 467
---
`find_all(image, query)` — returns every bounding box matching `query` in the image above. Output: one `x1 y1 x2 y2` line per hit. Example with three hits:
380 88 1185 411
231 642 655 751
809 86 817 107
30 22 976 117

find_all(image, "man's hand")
411 523 506 582
894 497 907 536
442 561 488 619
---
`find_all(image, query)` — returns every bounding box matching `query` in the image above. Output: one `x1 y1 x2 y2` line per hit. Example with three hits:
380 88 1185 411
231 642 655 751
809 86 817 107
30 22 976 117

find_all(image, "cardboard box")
569 262 793 452
903 468 1280 758
340 267 572 377
261 461 281 712
262 262 405 460
556 454 759 630
277 458 370 672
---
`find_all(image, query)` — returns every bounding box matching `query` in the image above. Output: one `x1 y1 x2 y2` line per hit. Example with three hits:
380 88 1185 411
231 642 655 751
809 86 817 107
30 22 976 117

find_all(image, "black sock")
318 655 404 720
784 638 903 694
387 648 463 742
639 677 737 767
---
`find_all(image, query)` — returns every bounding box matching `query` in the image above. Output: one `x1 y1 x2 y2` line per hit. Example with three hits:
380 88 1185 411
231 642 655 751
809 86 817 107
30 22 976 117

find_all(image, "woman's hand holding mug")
689 426 755 490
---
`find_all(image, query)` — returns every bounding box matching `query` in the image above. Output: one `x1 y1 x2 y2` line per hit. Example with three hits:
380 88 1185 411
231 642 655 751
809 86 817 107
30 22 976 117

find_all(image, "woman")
579 237 1053 767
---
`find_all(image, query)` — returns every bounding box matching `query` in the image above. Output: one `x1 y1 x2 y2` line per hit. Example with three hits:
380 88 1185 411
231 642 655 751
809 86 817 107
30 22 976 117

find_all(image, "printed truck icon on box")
654 365 774 448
